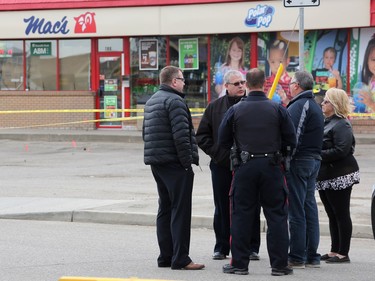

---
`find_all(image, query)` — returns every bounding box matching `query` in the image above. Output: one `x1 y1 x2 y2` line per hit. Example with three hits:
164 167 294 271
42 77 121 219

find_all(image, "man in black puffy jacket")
143 65 204 270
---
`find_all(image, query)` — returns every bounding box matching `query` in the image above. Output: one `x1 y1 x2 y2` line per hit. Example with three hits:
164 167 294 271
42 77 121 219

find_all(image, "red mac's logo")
74 12 96 33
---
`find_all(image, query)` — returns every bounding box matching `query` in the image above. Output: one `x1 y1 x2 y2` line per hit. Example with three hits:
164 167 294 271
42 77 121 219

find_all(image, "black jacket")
218 91 296 155
142 84 199 168
196 93 244 168
317 115 359 181
287 90 324 159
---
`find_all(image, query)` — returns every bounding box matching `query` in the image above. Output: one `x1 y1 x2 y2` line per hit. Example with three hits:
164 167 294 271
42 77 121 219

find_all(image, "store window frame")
0 38 92 92
0 40 24 91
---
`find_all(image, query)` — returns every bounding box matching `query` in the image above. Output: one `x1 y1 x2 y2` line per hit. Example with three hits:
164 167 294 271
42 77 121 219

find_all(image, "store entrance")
97 54 123 128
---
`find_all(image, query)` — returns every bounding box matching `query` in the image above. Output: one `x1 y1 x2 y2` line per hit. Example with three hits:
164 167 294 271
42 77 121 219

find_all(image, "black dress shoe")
271 266 294 276
171 261 205 270
183 262 205 270
158 262 171 267
212 252 226 260
326 256 350 263
321 253 336 260
222 264 249 275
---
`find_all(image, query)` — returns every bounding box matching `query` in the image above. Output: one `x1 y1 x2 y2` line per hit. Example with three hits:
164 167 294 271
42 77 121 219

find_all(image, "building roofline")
0 0 246 11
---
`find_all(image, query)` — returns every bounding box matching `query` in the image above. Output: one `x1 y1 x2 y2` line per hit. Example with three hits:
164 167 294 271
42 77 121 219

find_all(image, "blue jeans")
286 158 321 264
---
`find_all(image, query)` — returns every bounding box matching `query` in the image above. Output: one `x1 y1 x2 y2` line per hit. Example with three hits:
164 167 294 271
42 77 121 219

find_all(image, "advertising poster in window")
104 79 118 91
179 38 199 71
210 34 250 99
350 27 375 115
258 30 348 106
306 30 348 93
104 95 117 119
139 39 158 70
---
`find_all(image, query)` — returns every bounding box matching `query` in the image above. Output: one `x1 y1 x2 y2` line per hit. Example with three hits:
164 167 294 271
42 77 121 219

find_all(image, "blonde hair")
324 88 351 118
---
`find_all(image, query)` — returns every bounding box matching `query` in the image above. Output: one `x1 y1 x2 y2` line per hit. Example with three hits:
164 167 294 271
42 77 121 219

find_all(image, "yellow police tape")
0 108 374 130
0 108 374 117
59 277 179 281
0 108 206 114
0 110 204 130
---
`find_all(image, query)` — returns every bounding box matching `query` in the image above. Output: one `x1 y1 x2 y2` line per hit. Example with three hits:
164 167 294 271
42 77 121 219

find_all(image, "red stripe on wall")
371 0 375 26
0 0 248 11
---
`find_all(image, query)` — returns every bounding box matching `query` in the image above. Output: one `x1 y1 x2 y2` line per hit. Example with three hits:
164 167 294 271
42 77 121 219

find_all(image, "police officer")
219 68 296 276
196 70 262 261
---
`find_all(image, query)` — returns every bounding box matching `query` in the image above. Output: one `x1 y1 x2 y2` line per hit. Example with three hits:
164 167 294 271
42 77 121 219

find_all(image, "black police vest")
233 99 282 154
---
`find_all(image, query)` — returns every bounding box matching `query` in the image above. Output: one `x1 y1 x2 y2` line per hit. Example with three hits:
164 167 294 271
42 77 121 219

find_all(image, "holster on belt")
240 151 282 165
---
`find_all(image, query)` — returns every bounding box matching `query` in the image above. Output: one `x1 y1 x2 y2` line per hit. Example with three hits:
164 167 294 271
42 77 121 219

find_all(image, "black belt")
240 151 278 163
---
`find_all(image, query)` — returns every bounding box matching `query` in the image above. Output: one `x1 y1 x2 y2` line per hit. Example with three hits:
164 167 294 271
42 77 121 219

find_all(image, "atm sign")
30 42 51 56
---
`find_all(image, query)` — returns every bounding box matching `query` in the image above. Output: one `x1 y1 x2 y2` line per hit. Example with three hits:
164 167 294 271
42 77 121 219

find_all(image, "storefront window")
26 40 57 90
59 39 91 90
170 36 208 108
130 37 167 109
98 38 123 52
0 40 24 90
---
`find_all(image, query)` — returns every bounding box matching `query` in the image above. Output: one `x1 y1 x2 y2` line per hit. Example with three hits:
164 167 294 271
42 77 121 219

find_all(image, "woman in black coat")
316 88 360 263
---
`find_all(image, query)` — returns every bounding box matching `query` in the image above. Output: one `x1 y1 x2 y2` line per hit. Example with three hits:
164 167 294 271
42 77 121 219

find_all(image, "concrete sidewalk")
1 127 375 144
0 128 374 239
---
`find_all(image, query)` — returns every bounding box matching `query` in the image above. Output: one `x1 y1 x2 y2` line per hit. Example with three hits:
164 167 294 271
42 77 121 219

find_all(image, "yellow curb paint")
59 277 180 281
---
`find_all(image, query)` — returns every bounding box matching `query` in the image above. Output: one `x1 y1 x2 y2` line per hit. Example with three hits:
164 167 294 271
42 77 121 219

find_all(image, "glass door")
98 55 122 128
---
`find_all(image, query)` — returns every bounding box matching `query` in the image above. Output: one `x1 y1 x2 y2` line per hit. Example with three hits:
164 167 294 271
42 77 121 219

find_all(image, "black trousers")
151 164 194 269
210 161 261 255
230 158 289 270
319 187 353 256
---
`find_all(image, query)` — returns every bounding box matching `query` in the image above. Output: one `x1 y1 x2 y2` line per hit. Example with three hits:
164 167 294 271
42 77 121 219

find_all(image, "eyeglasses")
322 100 331 105
289 81 298 86
227 80 246 87
175 77 185 82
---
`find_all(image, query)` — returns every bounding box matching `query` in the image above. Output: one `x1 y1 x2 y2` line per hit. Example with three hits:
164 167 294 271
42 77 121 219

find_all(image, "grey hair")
294 71 314 91
223 70 244 84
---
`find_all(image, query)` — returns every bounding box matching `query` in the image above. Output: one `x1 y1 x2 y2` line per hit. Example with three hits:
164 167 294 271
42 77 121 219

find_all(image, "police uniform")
196 93 261 258
218 91 296 271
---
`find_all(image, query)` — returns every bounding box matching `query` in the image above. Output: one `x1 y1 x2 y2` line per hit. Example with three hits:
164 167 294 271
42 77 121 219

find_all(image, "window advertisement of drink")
210 34 250 100
179 38 199 71
350 27 375 115
305 29 348 94
104 95 117 119
139 39 158 70
257 30 348 105
258 31 297 104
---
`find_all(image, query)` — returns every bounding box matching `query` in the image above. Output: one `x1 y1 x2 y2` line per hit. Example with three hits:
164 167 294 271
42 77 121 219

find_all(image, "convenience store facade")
0 0 374 131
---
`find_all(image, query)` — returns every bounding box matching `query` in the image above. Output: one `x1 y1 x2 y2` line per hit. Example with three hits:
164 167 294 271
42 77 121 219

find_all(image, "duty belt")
240 151 278 163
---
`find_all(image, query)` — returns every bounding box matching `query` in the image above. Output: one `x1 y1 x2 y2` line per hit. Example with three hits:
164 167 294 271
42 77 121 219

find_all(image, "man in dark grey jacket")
286 70 324 269
143 65 204 270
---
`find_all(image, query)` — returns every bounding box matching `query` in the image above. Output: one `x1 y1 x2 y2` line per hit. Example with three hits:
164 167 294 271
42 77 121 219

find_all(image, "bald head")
246 68 266 91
